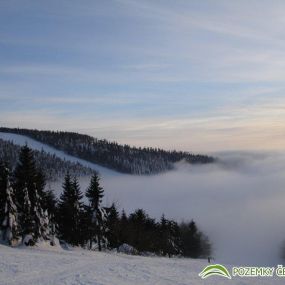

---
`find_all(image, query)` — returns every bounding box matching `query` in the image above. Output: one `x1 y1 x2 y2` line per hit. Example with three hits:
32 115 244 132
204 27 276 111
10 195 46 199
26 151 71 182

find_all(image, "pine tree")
128 209 148 252
0 161 10 228
106 203 120 248
166 220 181 257
57 173 83 245
13 146 48 245
158 214 168 256
1 179 19 245
71 177 84 244
119 209 129 245
33 187 49 241
42 188 57 245
13 145 37 207
85 173 107 251
158 215 181 257
21 187 34 245
43 189 57 213
180 220 202 258
35 169 46 204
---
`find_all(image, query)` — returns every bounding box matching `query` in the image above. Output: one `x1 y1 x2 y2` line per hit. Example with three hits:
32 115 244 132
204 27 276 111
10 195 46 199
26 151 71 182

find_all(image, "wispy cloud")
1 1 285 150
1 93 285 152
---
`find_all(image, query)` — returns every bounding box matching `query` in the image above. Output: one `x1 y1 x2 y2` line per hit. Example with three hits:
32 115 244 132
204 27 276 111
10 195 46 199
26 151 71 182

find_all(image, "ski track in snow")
0 132 120 177
0 244 283 285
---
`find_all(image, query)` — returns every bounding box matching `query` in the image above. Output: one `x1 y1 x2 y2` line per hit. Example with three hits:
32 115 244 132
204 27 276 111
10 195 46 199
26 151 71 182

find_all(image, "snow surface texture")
1 132 285 266
1 244 283 285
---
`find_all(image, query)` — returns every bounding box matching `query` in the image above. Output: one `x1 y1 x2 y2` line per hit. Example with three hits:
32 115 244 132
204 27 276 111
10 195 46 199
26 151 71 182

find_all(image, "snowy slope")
0 244 282 285
0 132 120 177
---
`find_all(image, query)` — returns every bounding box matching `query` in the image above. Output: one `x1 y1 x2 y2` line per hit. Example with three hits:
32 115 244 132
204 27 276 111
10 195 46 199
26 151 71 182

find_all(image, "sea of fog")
50 151 285 266
1 132 285 266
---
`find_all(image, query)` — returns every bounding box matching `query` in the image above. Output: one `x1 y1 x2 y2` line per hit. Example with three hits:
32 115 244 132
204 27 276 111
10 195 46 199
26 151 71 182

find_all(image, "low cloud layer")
51 151 285 266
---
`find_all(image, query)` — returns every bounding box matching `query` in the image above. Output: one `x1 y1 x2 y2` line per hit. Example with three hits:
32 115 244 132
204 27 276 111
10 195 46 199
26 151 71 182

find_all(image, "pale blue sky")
1 0 285 151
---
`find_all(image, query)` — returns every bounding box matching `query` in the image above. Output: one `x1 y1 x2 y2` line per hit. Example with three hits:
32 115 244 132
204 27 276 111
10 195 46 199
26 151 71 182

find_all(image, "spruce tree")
1 179 19 245
158 214 168 256
35 169 46 205
57 174 83 245
42 189 57 216
85 173 107 251
0 161 10 227
21 187 34 245
158 215 181 257
128 209 148 252
13 145 37 206
166 220 181 257
42 188 57 245
106 203 120 248
180 220 202 258
33 187 49 241
13 145 48 244
119 209 129 245
72 177 84 244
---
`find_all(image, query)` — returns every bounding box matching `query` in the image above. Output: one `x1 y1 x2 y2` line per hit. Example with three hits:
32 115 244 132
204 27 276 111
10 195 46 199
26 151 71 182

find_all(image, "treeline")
0 128 215 175
0 138 95 180
0 145 211 258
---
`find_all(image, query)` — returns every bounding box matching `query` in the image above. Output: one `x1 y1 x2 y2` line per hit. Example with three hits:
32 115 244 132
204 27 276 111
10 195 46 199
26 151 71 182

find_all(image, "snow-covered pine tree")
166 220 181 257
41 188 57 245
71 177 84 244
1 179 19 245
0 161 10 230
158 215 181 257
13 145 49 245
42 188 57 217
85 173 107 251
13 145 37 206
57 173 83 245
33 186 50 241
34 169 46 205
21 187 34 245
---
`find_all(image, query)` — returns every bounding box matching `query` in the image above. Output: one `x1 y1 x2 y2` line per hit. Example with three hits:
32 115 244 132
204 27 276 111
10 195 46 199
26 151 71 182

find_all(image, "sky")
1 0 285 152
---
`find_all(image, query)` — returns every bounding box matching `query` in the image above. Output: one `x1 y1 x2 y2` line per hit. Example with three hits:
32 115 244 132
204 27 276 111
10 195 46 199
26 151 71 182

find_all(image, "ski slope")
0 244 282 285
0 132 120 177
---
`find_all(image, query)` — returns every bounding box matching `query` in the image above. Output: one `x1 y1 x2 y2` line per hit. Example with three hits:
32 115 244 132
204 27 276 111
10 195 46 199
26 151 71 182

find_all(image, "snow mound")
117 243 138 255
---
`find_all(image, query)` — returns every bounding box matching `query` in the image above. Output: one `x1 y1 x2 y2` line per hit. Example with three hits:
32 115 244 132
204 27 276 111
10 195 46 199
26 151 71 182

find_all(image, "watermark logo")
199 264 285 279
199 264 232 279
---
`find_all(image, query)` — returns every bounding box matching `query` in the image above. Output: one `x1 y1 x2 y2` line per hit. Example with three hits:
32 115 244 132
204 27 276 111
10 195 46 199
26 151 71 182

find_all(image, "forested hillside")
0 139 94 180
0 145 211 258
0 128 215 175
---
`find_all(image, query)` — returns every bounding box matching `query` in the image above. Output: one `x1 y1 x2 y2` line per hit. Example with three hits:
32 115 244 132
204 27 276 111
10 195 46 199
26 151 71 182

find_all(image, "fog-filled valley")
1 132 285 266
61 151 285 266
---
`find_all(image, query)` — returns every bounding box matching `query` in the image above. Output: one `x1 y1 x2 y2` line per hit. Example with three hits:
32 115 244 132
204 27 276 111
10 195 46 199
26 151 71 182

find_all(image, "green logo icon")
199 264 232 279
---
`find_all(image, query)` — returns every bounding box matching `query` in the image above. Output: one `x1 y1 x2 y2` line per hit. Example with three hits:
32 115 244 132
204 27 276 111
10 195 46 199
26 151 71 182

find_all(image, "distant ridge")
0 138 95 180
0 127 215 175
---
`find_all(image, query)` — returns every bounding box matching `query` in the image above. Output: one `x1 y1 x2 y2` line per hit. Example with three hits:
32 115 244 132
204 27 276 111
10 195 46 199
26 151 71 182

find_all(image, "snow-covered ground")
0 244 283 285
